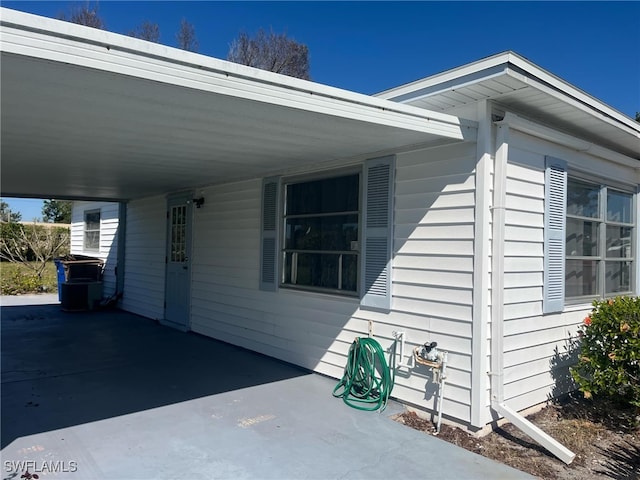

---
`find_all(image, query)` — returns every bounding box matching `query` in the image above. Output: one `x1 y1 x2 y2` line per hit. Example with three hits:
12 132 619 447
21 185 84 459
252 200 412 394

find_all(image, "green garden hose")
332 337 395 412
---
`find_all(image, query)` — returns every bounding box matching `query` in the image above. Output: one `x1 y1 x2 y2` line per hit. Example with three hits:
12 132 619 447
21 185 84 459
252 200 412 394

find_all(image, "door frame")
163 191 194 331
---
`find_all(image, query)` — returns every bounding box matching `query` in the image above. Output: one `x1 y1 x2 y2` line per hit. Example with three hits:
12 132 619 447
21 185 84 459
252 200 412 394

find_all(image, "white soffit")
0 8 476 200
378 52 640 160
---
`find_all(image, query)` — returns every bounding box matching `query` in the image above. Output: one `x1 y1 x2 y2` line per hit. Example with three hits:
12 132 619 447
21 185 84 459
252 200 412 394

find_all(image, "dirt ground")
396 394 639 480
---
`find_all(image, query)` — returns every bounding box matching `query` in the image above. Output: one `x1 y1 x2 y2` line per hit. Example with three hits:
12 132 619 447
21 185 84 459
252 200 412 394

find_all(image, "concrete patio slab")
1 296 533 479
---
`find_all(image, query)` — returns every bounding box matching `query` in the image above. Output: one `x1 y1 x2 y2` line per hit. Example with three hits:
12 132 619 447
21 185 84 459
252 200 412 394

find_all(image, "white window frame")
259 156 395 311
84 209 101 252
565 174 636 303
279 168 362 297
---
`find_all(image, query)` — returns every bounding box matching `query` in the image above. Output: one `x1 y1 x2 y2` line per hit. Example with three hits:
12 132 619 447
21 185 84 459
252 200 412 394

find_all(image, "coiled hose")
332 337 395 412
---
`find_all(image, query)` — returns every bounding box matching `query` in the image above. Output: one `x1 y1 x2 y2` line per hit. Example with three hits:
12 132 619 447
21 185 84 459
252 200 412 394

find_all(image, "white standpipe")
392 331 448 433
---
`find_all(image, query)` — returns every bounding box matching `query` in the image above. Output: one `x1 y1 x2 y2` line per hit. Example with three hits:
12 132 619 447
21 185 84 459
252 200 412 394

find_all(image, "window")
260 156 395 310
282 173 360 295
84 210 101 251
169 204 188 262
566 178 634 300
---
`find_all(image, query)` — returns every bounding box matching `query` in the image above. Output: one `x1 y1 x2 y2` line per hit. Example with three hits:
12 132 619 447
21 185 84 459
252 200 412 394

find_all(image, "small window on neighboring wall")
84 210 101 251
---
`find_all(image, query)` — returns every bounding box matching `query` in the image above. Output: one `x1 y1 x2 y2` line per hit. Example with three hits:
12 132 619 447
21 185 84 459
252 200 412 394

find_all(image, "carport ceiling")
1 9 474 201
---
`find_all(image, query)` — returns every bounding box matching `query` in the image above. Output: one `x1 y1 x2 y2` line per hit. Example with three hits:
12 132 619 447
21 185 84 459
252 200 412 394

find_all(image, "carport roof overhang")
0 8 476 201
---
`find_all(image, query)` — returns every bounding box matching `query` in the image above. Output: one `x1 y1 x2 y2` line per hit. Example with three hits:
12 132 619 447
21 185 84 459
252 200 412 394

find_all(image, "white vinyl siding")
70 201 119 297
392 142 477 422
120 195 166 320
187 142 477 424
501 130 639 412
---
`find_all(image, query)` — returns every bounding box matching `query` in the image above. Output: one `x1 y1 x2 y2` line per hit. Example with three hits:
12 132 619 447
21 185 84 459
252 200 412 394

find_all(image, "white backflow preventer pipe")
490 119 575 465
393 331 448 433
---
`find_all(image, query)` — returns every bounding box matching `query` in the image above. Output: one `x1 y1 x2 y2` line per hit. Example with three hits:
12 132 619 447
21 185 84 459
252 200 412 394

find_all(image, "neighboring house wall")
70 201 119 297
121 194 166 320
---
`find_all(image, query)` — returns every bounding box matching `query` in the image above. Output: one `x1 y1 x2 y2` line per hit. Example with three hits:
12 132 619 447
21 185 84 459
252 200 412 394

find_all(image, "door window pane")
170 205 187 262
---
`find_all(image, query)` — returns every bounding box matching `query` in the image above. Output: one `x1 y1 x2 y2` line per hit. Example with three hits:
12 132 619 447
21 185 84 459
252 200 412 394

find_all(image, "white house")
3 8 639 448
70 201 121 298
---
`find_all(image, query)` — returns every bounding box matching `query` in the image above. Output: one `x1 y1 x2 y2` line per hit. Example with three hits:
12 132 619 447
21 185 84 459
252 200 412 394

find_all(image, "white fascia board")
378 50 639 141
505 53 640 133
0 7 476 141
497 112 639 168
376 52 514 100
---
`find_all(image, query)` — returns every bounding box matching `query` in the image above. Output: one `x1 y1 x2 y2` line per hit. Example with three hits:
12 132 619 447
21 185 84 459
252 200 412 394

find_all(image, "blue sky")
2 1 639 219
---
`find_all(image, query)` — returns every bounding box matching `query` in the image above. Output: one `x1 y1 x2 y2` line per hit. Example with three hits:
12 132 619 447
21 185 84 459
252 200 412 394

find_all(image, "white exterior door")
165 193 192 330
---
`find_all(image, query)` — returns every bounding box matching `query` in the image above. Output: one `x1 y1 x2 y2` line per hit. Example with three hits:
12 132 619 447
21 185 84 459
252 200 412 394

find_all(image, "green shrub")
571 296 640 408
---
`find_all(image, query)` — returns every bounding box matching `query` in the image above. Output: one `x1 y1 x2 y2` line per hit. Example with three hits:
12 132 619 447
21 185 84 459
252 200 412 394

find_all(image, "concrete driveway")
1 295 532 479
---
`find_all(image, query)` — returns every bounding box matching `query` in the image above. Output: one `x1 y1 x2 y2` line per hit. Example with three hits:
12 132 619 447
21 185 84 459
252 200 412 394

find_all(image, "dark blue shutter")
361 156 395 310
260 177 279 291
543 157 567 313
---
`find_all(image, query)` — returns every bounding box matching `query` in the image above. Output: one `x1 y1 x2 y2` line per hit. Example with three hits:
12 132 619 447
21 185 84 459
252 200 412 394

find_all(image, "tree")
176 18 198 52
227 28 310 80
0 223 70 279
129 20 160 42
635 112 639 122
58 2 105 29
0 200 22 223
42 200 72 224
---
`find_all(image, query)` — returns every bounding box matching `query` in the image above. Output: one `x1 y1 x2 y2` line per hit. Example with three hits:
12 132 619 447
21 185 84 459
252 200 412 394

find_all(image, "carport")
0 9 531 480
1 8 473 201
1 296 531 479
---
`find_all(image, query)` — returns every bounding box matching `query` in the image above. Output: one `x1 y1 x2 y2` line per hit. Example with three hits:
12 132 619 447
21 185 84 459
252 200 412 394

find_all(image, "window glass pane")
565 259 598 297
607 190 632 223
284 252 357 292
84 211 100 250
285 215 359 251
567 179 599 218
85 231 99 250
85 212 100 230
605 261 632 294
286 175 359 215
342 254 358 292
566 219 598 256
606 226 632 259
170 205 187 262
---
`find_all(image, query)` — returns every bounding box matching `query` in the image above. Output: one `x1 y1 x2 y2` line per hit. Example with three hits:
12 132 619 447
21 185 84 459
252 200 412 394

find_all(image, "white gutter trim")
0 7 475 138
499 113 639 168
490 121 576 465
